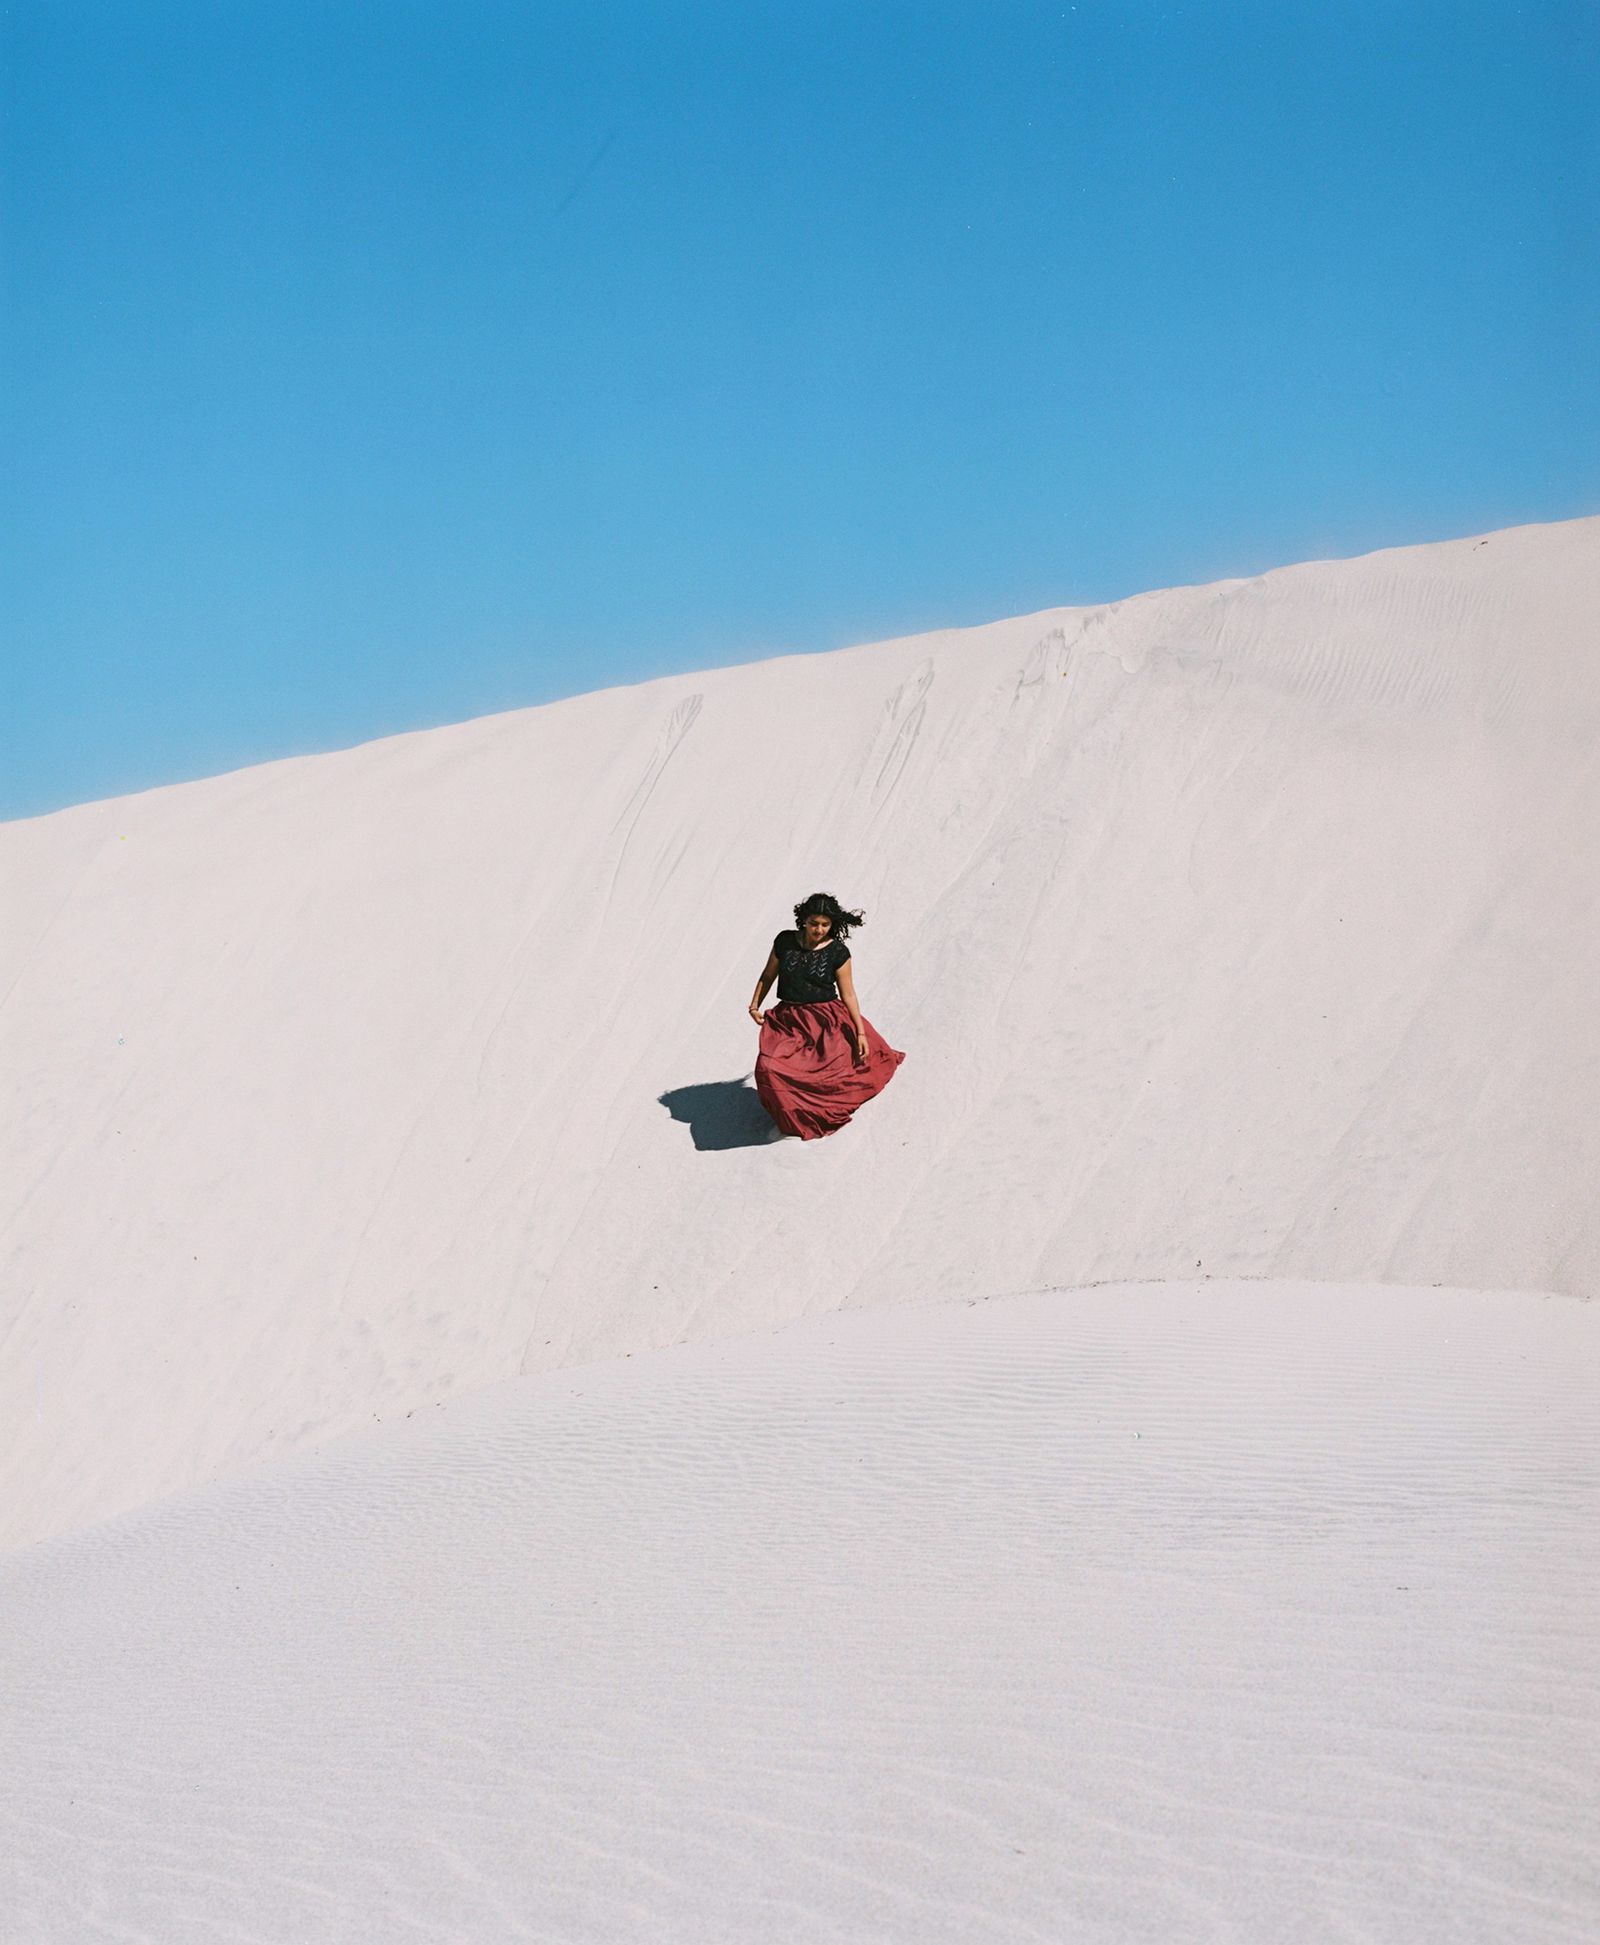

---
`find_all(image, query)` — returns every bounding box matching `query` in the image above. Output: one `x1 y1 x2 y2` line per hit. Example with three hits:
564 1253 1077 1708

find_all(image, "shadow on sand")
659 1077 780 1151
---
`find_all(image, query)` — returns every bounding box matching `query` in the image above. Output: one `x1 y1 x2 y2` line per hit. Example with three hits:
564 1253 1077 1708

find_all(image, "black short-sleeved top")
773 930 851 1004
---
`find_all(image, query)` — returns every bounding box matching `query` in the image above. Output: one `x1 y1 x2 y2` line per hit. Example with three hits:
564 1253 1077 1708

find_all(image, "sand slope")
3 1281 1595 1943
2 517 1597 1547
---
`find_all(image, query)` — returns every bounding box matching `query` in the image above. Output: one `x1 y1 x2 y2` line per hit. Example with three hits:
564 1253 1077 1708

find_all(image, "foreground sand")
4 1280 1595 1944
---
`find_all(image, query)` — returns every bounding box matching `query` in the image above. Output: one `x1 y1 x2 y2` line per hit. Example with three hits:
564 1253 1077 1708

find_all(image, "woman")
749 893 905 1140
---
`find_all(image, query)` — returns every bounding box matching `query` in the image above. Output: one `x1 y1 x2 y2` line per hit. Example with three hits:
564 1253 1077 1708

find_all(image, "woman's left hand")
854 1033 869 1065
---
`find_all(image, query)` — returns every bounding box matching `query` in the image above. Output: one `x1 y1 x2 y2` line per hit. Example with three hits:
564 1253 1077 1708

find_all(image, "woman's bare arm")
749 949 780 1022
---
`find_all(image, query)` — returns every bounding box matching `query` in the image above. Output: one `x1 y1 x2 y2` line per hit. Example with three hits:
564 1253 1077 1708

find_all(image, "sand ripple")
2 1279 1595 1942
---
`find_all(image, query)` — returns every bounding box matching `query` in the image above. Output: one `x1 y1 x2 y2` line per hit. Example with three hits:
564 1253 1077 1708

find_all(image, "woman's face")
801 912 834 947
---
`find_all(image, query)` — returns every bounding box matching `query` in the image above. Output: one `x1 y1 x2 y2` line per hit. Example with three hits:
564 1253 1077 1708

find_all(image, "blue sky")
3 0 1595 820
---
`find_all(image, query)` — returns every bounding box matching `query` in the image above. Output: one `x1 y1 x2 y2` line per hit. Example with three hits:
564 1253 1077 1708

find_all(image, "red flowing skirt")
755 999 906 1141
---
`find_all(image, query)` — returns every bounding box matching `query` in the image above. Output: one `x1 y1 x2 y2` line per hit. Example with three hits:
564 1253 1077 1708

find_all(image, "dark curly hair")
793 891 866 943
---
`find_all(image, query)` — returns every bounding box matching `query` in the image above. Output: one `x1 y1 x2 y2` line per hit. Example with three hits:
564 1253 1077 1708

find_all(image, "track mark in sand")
593 692 705 928
861 662 934 814
1067 601 1146 672
1012 628 1073 699
610 693 703 853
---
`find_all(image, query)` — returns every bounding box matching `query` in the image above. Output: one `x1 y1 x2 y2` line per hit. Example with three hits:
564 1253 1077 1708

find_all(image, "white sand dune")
3 519 1598 1941
3 1280 1596 1944
2 516 1597 1551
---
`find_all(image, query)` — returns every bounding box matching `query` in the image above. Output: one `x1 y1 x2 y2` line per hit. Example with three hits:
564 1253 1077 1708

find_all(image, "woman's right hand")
749 1003 765 1024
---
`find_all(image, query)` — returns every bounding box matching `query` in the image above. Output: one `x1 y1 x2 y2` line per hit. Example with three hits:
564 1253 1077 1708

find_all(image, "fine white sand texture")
2 516 1596 1551
3 1282 1596 1944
